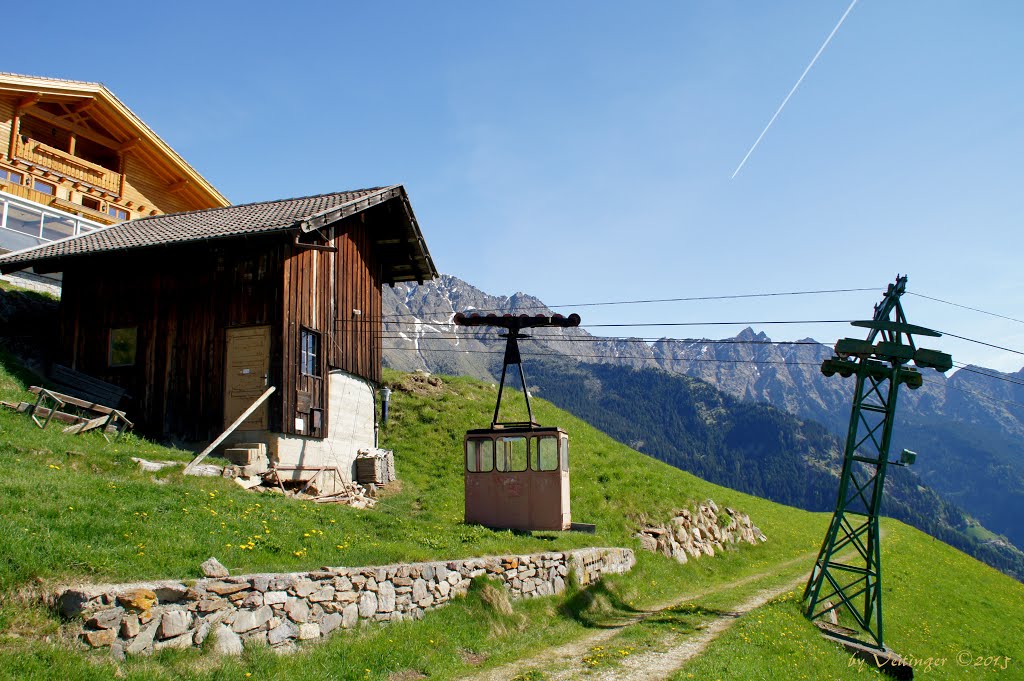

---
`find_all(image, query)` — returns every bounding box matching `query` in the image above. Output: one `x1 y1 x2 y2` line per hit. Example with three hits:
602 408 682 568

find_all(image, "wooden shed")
0 185 435 480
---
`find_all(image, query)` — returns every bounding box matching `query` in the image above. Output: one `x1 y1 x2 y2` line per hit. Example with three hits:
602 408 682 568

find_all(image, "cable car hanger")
454 312 581 430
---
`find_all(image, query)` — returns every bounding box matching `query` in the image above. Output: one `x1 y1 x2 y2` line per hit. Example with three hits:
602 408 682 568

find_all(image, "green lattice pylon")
802 275 952 650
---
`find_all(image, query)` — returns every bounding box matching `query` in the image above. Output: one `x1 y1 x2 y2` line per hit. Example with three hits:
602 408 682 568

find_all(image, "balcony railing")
0 188 107 255
13 137 121 195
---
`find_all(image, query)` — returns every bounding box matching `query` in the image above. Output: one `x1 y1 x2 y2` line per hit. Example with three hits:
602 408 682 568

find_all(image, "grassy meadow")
0 349 1021 679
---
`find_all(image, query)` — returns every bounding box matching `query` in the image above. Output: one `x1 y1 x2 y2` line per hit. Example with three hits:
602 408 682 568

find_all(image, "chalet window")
108 205 129 221
33 179 55 196
108 327 138 367
0 168 23 185
300 329 320 377
79 196 101 211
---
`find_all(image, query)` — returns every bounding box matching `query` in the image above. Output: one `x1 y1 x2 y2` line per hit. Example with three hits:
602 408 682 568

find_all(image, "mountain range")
382 274 1024 580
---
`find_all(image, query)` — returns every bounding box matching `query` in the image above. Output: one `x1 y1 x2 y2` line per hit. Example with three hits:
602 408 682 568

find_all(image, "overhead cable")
909 292 1024 325
377 286 879 319
936 331 1024 357
380 345 822 366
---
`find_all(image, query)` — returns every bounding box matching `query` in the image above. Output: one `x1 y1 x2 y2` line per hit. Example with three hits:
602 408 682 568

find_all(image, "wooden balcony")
0 178 59 206
0 180 118 225
48 197 119 225
13 138 121 195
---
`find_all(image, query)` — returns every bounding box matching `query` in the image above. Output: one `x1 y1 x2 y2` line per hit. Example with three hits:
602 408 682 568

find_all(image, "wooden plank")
298 468 326 495
62 414 111 435
0 401 88 426
28 386 119 415
815 624 913 679
184 386 276 474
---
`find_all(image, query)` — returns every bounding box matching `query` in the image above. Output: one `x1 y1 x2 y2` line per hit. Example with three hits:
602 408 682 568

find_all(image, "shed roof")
0 185 437 283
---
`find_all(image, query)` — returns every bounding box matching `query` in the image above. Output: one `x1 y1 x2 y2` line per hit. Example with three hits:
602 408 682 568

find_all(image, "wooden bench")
23 384 134 438
46 363 127 408
14 365 134 439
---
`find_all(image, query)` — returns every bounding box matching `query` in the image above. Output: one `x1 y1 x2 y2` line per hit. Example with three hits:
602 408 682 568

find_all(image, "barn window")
300 328 320 376
108 327 138 367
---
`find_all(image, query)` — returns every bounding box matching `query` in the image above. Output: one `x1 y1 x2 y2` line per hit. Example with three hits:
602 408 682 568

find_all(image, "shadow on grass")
558 580 646 629
640 603 738 631
559 577 746 635
0 347 45 393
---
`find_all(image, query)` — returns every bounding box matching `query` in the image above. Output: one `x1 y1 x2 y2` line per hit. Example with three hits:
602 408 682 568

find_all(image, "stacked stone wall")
635 499 767 563
58 547 635 657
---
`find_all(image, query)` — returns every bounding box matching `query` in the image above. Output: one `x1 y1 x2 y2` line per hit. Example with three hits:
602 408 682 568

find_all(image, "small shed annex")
0 185 436 481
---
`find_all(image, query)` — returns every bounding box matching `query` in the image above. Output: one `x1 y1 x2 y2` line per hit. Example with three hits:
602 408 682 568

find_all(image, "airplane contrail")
731 0 860 179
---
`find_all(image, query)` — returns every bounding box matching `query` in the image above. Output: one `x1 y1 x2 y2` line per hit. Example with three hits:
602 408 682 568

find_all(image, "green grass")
0 368 820 592
672 521 1024 680
0 355 1021 679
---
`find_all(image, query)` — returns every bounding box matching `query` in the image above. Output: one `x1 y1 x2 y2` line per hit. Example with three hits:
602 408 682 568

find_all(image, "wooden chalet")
0 72 226 271
0 186 436 481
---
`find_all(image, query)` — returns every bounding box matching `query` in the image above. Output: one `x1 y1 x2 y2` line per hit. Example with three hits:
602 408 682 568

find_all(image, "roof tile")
0 187 388 267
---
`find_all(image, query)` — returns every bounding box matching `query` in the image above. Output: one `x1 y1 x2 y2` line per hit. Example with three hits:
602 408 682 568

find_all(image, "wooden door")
224 326 271 430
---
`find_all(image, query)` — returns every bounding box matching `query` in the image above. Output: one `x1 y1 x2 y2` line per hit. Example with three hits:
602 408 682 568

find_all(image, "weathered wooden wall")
58 238 286 441
280 213 383 438
56 211 385 442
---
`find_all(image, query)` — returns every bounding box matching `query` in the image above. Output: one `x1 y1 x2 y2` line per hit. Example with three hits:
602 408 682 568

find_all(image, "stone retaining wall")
635 499 767 563
58 547 635 657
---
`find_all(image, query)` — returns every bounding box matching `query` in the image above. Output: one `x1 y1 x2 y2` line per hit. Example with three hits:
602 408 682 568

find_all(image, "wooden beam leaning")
184 387 276 475
62 415 112 436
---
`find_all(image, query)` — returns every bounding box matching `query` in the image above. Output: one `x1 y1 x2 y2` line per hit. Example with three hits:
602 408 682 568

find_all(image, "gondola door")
529 432 570 530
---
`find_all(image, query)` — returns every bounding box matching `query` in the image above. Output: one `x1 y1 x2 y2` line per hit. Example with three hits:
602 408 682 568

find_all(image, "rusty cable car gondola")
454 311 592 532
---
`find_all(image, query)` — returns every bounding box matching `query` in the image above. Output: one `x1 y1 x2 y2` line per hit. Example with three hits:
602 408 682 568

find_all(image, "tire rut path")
459 551 815 681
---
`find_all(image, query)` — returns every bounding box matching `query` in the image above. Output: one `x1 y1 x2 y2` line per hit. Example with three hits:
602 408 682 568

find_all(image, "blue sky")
14 1 1024 371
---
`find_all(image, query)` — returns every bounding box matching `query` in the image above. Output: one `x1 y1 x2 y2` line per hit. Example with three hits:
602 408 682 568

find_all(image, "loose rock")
201 557 230 578
213 624 244 656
